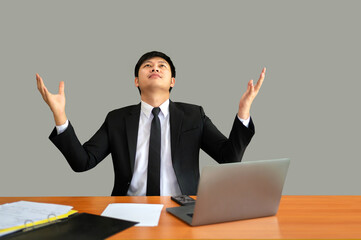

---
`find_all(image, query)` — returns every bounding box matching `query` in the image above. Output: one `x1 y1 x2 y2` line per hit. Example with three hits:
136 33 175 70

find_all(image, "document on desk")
0 201 73 236
101 203 164 227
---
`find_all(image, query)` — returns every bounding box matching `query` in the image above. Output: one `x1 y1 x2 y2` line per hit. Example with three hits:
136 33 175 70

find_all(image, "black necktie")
146 107 161 196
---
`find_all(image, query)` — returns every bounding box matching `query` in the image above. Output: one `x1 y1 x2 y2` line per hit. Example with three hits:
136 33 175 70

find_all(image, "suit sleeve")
49 118 110 172
200 107 255 163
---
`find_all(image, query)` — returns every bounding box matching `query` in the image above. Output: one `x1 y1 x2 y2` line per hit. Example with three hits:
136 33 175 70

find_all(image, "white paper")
0 201 73 230
101 203 164 227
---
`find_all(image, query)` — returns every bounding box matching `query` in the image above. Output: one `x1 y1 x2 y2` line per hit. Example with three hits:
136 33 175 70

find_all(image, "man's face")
135 57 175 94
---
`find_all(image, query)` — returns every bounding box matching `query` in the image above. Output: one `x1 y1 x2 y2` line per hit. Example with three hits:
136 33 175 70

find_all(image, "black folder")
1 212 137 240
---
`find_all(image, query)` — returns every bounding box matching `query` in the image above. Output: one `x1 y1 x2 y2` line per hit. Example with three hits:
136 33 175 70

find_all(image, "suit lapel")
169 101 184 160
125 103 141 173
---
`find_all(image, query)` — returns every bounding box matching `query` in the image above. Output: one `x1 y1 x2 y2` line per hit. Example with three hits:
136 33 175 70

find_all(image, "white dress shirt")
56 100 250 196
126 99 181 196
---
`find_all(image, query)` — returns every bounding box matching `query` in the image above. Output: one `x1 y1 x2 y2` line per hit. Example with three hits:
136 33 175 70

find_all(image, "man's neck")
140 93 170 107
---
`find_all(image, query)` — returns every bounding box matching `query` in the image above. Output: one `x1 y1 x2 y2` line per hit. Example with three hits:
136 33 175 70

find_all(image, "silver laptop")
166 158 290 226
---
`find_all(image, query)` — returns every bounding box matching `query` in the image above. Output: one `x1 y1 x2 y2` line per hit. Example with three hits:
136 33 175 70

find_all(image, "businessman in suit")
36 51 265 196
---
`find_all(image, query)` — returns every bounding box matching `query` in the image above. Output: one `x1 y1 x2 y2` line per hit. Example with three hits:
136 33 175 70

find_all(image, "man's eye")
144 64 151 67
160 64 166 67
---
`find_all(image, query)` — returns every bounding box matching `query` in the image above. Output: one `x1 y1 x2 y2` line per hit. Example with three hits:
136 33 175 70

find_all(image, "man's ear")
135 77 139 87
170 77 175 87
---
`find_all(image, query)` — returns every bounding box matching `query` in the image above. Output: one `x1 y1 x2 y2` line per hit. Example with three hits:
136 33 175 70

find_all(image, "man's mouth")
149 74 161 78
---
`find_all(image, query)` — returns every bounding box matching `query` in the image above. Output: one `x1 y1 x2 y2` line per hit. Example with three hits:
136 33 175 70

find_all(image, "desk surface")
1 196 360 239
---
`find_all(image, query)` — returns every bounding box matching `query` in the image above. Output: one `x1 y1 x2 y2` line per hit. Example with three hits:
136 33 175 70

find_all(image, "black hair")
134 51 176 94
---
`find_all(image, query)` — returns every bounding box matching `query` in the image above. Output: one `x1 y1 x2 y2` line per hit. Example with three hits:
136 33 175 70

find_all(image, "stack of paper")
0 201 76 237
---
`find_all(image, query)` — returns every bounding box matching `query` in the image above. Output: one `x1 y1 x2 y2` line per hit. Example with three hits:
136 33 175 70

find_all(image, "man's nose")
151 67 160 72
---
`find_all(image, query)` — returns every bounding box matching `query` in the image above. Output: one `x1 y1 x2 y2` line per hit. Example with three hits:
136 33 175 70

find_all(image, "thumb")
246 79 253 93
59 81 65 95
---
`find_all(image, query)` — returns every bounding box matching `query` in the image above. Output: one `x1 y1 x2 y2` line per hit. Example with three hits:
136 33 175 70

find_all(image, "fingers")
36 73 41 91
36 73 65 97
36 73 52 103
254 67 266 92
42 85 50 102
36 73 46 97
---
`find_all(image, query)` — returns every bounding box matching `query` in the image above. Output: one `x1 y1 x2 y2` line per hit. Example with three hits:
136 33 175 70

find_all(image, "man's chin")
141 86 171 94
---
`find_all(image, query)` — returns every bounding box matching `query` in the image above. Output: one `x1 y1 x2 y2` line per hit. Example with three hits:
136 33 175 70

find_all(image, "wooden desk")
1 196 360 239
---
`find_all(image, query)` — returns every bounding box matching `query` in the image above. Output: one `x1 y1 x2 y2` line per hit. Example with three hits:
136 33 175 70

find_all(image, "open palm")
36 73 67 125
238 67 266 119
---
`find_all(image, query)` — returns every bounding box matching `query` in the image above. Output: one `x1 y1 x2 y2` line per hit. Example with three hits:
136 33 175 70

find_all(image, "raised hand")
36 73 67 125
238 68 266 119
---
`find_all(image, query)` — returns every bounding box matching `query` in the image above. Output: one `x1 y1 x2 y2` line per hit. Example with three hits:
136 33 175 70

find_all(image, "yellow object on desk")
0 201 77 237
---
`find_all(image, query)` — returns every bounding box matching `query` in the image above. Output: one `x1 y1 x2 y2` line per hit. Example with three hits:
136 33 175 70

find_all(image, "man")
36 51 265 196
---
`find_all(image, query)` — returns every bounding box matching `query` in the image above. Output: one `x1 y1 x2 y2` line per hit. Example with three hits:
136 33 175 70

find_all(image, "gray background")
1 0 360 196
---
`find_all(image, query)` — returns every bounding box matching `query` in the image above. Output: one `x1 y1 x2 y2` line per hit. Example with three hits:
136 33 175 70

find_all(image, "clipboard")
1 212 138 240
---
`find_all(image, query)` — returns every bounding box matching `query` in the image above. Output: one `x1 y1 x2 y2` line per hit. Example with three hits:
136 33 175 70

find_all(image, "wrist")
238 112 250 119
53 112 67 126
238 105 250 119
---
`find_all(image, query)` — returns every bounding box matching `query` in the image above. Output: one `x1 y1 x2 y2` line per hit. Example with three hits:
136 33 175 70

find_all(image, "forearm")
201 115 255 163
49 121 110 172
225 115 255 162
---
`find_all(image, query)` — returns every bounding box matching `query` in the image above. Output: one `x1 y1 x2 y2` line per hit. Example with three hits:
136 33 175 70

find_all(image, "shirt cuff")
56 119 69 135
237 115 250 128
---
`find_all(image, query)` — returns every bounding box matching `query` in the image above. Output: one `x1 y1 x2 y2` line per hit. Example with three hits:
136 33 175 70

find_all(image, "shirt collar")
141 99 170 118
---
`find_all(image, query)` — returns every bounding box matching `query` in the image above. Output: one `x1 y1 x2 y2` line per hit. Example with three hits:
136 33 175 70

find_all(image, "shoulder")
106 104 140 120
170 101 206 118
171 101 203 112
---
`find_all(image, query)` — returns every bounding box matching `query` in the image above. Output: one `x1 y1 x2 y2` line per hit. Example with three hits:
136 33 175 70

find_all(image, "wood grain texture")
1 196 360 239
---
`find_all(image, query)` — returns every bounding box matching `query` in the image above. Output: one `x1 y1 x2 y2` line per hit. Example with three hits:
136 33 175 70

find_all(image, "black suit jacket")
49 101 255 196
